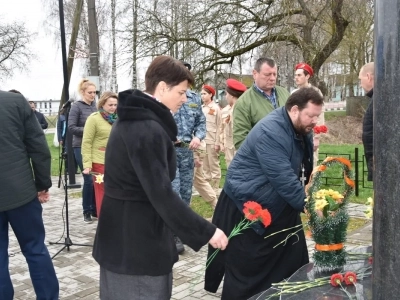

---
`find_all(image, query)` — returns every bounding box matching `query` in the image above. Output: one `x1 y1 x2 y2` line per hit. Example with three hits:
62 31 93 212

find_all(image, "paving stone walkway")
8 177 372 299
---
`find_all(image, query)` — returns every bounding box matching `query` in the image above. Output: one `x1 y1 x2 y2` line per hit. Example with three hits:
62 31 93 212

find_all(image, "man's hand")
38 190 50 203
189 137 201 150
214 145 220 153
220 145 225 153
208 228 229 250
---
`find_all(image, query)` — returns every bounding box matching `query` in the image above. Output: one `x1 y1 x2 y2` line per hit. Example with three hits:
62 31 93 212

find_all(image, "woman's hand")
208 228 228 250
82 167 91 175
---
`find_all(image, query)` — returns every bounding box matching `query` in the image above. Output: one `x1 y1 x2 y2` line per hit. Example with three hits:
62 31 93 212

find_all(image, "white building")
31 99 61 116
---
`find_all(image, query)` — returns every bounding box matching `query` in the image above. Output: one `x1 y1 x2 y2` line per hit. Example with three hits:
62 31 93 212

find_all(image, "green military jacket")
233 85 290 149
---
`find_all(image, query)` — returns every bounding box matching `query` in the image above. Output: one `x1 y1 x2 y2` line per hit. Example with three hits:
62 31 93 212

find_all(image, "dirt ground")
321 116 363 144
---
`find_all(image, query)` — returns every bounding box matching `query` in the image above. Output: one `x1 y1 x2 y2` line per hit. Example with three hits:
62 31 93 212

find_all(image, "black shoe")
91 212 98 219
174 235 185 254
83 213 93 223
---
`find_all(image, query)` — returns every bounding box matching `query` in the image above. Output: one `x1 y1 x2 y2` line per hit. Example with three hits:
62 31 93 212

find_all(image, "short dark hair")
145 56 194 94
299 69 310 77
254 57 276 72
8 89 22 94
285 87 324 111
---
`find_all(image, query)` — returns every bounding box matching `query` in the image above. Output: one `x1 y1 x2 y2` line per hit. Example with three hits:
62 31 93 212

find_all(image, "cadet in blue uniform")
171 61 206 253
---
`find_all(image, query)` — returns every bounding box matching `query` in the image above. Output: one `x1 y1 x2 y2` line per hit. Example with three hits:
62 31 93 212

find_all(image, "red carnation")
258 209 272 227
313 125 328 134
243 201 262 221
344 272 357 285
330 273 344 287
368 256 373 265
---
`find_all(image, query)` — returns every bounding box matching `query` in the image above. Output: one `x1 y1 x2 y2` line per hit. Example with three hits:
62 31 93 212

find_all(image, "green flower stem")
264 224 304 240
205 218 255 269
273 227 304 248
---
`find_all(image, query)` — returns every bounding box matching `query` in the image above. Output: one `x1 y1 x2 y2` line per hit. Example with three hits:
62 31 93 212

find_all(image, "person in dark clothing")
0 91 59 300
68 79 98 223
205 87 324 300
29 101 48 129
359 62 374 181
92 56 228 300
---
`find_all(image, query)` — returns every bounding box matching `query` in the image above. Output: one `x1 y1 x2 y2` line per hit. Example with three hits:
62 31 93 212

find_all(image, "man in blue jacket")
0 91 59 299
205 87 324 300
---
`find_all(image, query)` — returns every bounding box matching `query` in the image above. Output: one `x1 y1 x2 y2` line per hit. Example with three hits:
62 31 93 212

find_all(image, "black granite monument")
372 0 400 298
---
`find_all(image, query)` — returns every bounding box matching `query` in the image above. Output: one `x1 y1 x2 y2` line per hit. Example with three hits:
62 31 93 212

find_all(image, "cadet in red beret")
226 78 247 97
293 62 324 167
200 84 221 196
202 85 216 98
220 79 247 167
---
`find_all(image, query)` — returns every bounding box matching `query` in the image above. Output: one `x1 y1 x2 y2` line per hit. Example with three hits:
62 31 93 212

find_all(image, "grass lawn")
46 134 62 176
318 144 373 204
324 110 346 121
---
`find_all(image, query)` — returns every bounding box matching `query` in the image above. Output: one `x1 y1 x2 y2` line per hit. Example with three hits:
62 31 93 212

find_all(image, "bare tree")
0 21 36 80
111 0 118 92
138 0 349 86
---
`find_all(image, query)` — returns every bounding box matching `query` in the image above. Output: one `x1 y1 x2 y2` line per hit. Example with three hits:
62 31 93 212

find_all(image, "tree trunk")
346 96 370 117
59 0 83 109
111 0 118 92
131 0 138 89
87 0 100 78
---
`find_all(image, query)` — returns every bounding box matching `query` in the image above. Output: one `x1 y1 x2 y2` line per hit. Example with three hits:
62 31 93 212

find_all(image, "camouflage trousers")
171 148 194 205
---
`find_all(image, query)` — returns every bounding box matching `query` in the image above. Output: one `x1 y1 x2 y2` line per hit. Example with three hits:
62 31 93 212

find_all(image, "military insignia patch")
188 103 198 108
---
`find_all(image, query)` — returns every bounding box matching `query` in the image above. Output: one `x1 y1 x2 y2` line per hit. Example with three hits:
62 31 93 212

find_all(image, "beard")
293 116 315 135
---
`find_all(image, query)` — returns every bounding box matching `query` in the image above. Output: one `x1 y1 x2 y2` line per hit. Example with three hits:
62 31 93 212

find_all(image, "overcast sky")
0 0 136 100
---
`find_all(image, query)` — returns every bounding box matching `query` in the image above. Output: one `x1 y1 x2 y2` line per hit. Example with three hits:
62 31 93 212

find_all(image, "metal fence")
219 147 372 198
318 147 373 196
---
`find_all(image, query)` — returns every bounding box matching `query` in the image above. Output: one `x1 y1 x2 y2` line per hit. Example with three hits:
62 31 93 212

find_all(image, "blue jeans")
0 198 59 300
73 147 96 214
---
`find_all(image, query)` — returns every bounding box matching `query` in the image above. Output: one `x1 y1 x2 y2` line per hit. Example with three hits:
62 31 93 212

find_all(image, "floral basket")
305 157 355 270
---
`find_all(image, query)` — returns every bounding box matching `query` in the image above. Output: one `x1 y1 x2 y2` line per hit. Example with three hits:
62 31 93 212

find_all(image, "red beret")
295 63 314 77
202 85 216 96
226 79 247 92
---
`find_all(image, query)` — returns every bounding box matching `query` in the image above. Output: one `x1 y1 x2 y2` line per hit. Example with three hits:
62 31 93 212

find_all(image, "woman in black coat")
92 56 228 300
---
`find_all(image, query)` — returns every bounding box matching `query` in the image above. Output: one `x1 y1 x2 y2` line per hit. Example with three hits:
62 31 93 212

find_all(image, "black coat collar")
366 88 373 98
117 89 177 141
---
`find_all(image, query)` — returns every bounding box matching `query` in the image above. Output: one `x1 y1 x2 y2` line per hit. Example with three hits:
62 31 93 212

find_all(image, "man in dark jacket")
359 62 374 181
29 101 49 129
205 87 324 300
0 91 59 299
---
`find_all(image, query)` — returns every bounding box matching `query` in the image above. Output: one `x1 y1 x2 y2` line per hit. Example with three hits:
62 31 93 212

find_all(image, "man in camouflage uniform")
171 61 206 253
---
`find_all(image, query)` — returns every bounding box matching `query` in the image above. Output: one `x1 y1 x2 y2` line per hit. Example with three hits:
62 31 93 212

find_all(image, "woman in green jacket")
82 91 118 217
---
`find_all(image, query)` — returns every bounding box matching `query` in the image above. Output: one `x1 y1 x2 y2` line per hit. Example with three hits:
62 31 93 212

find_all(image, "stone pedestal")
373 0 400 298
